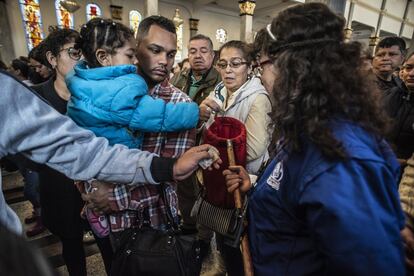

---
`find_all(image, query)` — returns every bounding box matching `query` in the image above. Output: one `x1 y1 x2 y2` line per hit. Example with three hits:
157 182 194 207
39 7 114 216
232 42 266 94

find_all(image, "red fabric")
202 117 247 208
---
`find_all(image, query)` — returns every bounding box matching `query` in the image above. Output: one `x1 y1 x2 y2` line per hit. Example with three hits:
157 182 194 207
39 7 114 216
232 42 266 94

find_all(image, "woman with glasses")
223 3 404 275
199 40 272 276
31 28 103 276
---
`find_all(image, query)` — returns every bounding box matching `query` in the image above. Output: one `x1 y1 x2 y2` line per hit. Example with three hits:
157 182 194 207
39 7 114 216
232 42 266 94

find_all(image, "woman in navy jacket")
224 3 405 275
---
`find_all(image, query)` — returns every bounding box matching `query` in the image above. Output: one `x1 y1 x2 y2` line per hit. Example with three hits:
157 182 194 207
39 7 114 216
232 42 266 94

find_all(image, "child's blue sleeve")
128 95 199 132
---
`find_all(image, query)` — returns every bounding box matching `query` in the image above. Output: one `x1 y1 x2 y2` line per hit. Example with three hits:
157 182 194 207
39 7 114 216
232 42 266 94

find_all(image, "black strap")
158 183 180 231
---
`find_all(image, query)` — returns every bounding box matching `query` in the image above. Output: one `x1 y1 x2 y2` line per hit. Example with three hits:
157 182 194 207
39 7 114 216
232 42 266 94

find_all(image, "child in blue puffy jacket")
65 18 199 240
66 18 199 149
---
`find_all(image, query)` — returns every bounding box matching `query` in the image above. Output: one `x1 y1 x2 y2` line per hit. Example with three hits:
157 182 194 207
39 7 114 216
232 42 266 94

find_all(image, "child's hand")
81 181 114 215
223 165 251 194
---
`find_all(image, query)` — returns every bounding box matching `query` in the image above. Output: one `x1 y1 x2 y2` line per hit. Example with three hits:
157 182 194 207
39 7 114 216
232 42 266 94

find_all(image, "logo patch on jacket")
267 161 283 190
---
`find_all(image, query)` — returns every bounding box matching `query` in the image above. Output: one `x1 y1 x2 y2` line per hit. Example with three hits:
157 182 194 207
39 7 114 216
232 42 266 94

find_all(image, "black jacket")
382 85 414 159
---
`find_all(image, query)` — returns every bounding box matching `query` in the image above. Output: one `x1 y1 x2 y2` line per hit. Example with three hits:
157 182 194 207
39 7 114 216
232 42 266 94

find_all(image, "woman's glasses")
59 47 82 61
216 58 248 70
255 59 272 75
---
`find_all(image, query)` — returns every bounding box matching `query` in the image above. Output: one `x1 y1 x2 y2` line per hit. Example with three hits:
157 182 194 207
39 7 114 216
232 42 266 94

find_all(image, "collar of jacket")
73 60 137 80
193 67 220 87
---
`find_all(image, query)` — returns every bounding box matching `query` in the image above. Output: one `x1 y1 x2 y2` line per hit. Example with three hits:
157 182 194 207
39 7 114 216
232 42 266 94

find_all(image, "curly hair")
42 28 79 68
266 3 389 159
76 18 134 68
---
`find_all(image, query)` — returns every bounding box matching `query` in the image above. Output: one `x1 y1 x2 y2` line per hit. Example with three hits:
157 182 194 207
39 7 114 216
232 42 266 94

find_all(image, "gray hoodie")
0 72 161 233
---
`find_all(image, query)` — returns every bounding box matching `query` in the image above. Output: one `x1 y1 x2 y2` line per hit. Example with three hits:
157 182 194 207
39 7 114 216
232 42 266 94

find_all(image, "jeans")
22 169 40 208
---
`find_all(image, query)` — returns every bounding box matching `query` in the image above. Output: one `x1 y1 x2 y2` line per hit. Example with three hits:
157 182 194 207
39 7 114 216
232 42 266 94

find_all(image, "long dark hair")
267 3 388 159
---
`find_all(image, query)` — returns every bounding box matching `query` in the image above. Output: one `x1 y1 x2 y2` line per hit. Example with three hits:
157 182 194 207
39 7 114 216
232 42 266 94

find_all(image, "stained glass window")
86 3 101 21
19 0 44 51
129 10 142 38
216 28 227 44
55 0 74 29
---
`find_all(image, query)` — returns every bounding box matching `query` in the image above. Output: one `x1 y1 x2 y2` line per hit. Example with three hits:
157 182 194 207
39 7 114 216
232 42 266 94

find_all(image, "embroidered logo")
267 161 283 190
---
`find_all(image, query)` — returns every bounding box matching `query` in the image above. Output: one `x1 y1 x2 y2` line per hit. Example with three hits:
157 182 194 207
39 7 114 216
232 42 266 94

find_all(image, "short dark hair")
218 40 254 65
11 59 30 79
76 18 134 68
403 51 414 63
43 28 79 67
137 16 176 43
376 36 406 55
28 42 48 66
189 34 214 51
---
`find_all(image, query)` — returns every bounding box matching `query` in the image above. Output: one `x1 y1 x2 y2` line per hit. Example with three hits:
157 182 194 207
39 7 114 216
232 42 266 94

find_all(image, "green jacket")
171 67 221 105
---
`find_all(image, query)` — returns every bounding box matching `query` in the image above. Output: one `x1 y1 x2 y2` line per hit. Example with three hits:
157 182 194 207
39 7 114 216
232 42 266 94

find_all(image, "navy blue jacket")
248 120 405 275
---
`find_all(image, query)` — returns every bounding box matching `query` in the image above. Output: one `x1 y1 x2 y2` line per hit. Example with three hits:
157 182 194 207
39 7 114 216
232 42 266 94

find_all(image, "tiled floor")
3 170 225 276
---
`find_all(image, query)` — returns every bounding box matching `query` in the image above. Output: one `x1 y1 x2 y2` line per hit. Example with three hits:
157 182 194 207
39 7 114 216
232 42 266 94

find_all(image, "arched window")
86 3 102 21
129 10 142 38
19 0 44 50
55 0 74 29
216 28 227 44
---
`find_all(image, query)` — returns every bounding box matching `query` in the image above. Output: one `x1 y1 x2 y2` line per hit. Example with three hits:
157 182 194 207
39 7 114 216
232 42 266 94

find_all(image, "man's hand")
81 181 114 215
199 98 221 122
223 165 252 194
173 144 221 181
402 226 414 269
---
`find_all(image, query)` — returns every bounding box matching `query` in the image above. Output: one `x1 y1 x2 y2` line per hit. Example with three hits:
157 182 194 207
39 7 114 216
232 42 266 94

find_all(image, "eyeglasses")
59 47 82 61
255 59 273 75
216 58 248 70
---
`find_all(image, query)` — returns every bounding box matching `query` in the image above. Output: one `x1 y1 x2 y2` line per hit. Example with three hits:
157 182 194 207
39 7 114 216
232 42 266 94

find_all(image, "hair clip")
100 19 104 24
266 24 276 41
112 22 116 26
81 24 87 29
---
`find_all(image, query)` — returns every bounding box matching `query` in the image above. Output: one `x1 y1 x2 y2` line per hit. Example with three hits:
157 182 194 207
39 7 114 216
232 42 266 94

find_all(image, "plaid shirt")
108 79 196 232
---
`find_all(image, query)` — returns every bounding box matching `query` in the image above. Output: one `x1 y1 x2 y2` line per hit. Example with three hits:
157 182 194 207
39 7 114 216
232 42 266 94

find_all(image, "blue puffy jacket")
248 120 405 275
66 61 199 148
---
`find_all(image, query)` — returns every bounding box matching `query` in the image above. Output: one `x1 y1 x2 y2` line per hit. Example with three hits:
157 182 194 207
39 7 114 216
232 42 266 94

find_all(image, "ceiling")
192 0 303 25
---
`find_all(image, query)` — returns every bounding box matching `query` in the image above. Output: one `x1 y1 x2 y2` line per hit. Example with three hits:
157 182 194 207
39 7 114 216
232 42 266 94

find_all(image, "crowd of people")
0 2 414 276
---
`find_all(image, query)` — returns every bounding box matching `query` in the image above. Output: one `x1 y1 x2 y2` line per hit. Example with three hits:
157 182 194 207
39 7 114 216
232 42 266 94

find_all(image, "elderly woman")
200 40 272 175
224 3 404 275
199 40 272 276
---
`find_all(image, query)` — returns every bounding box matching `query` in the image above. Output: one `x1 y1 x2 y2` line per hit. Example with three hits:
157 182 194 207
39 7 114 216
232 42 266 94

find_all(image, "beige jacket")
399 154 414 228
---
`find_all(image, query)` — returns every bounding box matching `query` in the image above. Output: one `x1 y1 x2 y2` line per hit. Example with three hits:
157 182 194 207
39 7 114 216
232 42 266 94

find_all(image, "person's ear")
45 50 57 69
96 48 112 66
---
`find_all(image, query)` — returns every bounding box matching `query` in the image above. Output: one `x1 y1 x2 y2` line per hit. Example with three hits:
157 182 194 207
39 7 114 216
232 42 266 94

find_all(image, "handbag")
190 116 248 248
191 191 248 248
110 184 201 276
